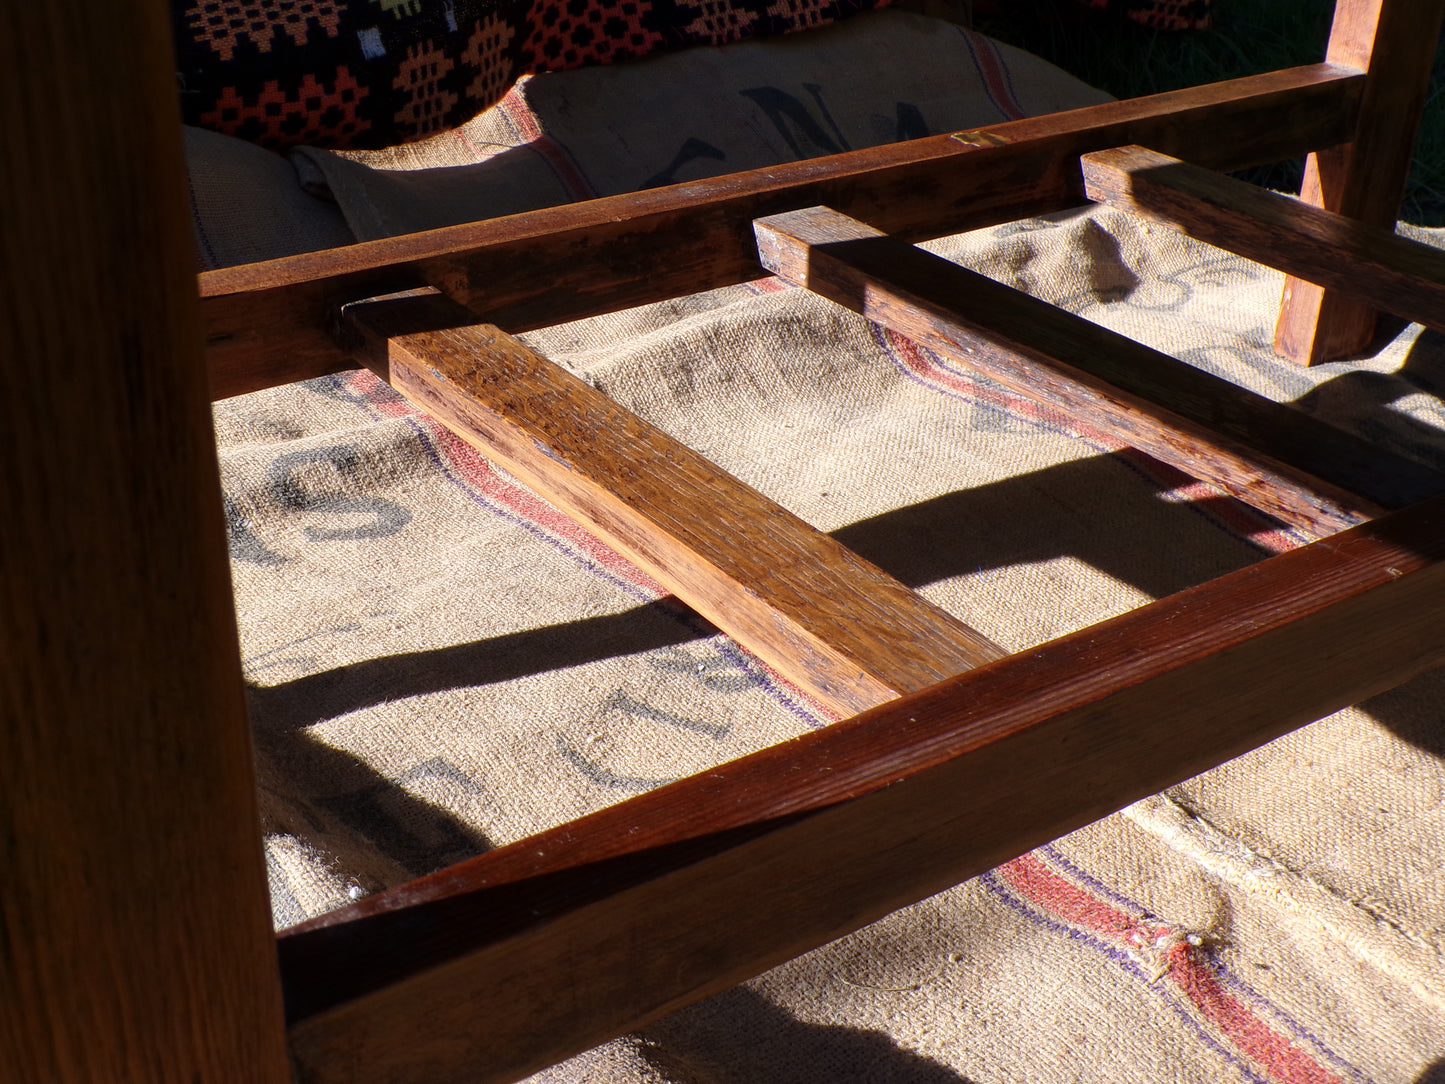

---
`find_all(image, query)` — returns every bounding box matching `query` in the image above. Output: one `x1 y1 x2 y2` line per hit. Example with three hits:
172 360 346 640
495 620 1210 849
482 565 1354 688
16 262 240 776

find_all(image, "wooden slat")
0 2 290 1081
1274 0 1445 364
203 64 1362 400
341 290 1004 717
281 494 1445 1084
1082 145 1445 332
752 207 1445 535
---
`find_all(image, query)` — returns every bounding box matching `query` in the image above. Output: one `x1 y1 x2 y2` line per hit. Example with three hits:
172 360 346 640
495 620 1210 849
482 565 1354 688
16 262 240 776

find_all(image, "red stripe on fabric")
964 31 1025 121
886 329 1100 440
1154 478 1300 554
433 423 667 590
496 85 543 141
343 370 663 592
344 370 844 720
747 276 792 294
1002 853 1158 940
1166 949 1346 1084
884 330 1300 552
497 86 595 202
1001 854 1345 1084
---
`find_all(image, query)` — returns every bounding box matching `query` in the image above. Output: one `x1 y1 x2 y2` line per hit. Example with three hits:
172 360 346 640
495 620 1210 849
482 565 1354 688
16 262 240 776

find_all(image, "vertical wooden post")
0 4 290 1082
1274 0 1445 364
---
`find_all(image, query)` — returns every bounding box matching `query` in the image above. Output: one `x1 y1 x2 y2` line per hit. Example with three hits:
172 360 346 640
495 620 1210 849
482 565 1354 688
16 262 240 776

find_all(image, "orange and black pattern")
174 0 890 149
1075 0 1210 32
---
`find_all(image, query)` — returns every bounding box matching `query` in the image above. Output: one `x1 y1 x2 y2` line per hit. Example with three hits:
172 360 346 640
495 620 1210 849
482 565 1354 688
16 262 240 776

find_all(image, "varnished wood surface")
342 290 1003 716
1082 145 1445 332
203 65 1362 400
1275 0 1445 363
0 2 289 1081
753 207 1445 536
281 494 1445 1084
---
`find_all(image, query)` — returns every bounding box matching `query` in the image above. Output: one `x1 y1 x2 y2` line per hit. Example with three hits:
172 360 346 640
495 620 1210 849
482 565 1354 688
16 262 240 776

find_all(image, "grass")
969 0 1445 224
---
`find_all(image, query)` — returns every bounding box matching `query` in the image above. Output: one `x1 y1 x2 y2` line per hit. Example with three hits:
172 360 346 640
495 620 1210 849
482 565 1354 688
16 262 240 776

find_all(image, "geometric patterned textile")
1077 0 1210 31
970 0 1210 32
174 0 893 148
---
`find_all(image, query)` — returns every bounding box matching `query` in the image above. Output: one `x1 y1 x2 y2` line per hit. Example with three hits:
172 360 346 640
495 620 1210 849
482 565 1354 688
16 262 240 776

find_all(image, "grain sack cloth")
193 11 1445 1082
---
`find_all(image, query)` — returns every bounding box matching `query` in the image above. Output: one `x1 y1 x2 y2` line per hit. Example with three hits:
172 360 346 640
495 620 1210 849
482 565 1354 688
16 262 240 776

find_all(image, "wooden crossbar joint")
751 206 1445 536
280 492 1445 1084
200 66 1363 401
1081 145 1445 334
339 289 1003 719
1274 0 1445 364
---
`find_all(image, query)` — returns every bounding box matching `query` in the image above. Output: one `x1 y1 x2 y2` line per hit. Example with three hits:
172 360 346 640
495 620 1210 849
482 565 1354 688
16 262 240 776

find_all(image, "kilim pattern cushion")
1076 0 1210 31
966 0 1211 31
174 0 891 149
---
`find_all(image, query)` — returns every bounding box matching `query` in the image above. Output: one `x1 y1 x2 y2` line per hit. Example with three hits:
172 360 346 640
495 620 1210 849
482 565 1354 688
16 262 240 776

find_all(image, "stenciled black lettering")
649 644 758 694
740 85 849 159
267 444 412 542
603 688 731 740
318 756 484 876
224 490 286 566
555 735 674 794
641 136 727 189
894 101 928 142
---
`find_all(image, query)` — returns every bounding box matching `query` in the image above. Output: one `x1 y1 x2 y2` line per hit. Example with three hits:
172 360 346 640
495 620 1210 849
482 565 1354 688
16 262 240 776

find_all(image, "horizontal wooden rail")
1081 145 1445 332
341 290 1003 716
202 64 1362 400
280 494 1445 1084
752 206 1445 536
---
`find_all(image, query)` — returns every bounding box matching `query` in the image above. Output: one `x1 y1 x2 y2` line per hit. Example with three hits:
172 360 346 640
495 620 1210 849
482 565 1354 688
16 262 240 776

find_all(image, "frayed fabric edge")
1123 793 1445 1015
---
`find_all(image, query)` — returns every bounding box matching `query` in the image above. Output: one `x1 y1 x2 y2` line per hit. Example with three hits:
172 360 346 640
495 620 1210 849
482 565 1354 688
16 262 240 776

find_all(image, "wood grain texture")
1082 145 1445 332
203 65 1362 400
342 290 1004 716
753 207 1445 535
1275 0 1445 364
281 493 1445 1084
0 3 289 1082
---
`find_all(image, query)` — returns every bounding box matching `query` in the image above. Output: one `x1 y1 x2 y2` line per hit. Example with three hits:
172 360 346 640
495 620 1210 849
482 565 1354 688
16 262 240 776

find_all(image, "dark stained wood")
342 290 1004 716
281 494 1445 1084
1275 0 1445 364
752 207 1445 536
13 6 1442 1084
203 65 1363 400
1082 145 1445 332
0 2 289 1082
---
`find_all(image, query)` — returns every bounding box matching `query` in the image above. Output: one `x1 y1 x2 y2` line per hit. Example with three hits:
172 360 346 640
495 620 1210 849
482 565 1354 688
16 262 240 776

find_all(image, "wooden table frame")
6 2 1445 1081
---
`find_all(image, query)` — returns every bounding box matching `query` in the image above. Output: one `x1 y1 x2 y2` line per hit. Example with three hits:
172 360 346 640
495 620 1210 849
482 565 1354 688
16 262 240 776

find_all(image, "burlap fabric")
287 9 1110 236
172 0 894 150
193 12 1445 1081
